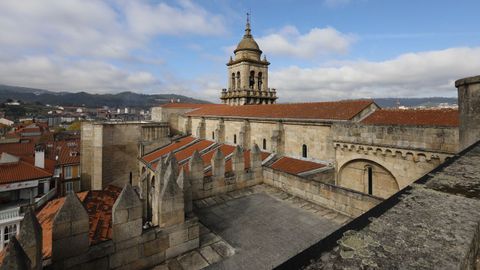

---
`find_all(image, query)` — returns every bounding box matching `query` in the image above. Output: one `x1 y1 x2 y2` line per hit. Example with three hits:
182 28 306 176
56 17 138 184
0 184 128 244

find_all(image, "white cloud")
270 47 480 102
0 56 161 93
0 0 226 60
256 26 355 59
123 0 226 36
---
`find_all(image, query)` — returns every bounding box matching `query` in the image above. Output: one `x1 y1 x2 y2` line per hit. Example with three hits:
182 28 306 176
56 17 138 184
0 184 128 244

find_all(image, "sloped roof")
36 185 122 259
185 100 375 120
361 108 459 127
53 139 81 165
269 157 326 175
142 136 196 164
0 156 54 184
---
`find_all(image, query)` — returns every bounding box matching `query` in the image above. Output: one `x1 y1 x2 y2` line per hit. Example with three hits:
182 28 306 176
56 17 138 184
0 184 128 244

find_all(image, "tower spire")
245 12 251 36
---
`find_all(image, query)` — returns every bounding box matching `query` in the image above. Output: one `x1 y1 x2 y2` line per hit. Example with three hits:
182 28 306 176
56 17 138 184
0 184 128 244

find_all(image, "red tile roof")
0 157 53 184
52 139 81 165
142 136 196 164
174 140 215 162
36 186 122 259
0 142 35 157
361 109 459 127
185 100 375 120
270 157 326 175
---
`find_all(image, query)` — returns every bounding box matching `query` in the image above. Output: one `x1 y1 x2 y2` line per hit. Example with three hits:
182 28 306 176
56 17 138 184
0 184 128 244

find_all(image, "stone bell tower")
221 14 278 105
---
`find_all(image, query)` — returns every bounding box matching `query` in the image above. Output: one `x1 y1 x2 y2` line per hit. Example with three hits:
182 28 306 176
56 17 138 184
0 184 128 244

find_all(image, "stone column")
52 192 89 262
250 144 263 180
456 75 480 150
189 150 205 199
18 208 42 270
158 161 185 228
239 120 251 149
215 119 225 143
112 184 143 242
177 168 193 214
271 121 284 155
211 148 225 181
196 118 206 139
232 145 245 183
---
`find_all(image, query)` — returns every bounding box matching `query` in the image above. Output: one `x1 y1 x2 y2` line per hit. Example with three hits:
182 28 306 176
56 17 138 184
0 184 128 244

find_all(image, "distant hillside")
373 97 457 108
0 84 210 108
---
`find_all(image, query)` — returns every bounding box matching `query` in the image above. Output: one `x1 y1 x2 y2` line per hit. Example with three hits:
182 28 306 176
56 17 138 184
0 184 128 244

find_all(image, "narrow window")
151 176 155 188
258 72 263 90
129 171 133 185
231 73 236 89
236 71 241 89
367 167 373 195
249 71 255 89
234 134 237 144
302 144 308 158
212 131 215 140
262 139 267 150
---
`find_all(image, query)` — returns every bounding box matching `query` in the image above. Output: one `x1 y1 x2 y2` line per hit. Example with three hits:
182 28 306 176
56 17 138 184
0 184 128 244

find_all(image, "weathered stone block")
188 225 200 240
113 219 143 242
109 245 140 269
169 229 189 247
165 238 199 259
143 235 169 257
52 233 89 261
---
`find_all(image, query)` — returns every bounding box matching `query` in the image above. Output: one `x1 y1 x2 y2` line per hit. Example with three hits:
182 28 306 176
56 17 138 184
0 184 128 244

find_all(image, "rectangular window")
65 182 74 193
64 166 72 179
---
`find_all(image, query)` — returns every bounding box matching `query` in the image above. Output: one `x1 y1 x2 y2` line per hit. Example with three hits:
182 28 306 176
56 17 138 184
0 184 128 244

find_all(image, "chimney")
34 145 45 169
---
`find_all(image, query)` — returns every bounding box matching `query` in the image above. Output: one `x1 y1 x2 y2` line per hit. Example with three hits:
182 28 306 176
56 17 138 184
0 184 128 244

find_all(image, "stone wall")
332 122 459 153
456 75 480 150
283 123 333 160
263 167 381 218
81 122 169 191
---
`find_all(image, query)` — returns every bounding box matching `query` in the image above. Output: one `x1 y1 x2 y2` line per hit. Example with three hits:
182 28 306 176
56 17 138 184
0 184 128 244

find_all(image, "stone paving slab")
196 192 343 270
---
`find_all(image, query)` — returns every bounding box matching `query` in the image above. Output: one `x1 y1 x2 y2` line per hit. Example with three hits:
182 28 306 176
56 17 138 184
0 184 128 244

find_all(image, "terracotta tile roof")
37 191 89 260
142 136 196 164
174 140 215 162
83 185 122 244
52 139 81 165
0 157 53 184
361 108 459 127
0 142 35 157
185 100 375 120
269 157 326 175
36 186 122 259
160 103 213 109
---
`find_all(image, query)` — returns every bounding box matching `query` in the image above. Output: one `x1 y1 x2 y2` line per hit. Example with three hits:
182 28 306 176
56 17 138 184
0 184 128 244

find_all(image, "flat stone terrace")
195 185 350 270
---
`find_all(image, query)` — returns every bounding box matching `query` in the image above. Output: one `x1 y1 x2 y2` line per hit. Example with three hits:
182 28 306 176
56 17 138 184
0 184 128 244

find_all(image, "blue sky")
0 0 479 102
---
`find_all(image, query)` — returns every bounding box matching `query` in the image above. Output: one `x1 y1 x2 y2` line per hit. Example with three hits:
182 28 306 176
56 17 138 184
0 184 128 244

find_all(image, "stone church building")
2 17 480 270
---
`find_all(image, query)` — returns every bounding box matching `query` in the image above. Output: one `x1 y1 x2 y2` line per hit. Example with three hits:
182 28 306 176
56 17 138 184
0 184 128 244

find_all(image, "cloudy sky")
0 0 479 102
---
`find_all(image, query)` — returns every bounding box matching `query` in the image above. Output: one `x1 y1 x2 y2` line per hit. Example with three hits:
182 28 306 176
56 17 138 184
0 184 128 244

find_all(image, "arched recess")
338 159 399 199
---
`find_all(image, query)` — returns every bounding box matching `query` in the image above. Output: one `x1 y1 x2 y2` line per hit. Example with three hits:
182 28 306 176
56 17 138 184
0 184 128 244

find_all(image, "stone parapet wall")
53 218 199 270
263 167 381 217
332 122 459 154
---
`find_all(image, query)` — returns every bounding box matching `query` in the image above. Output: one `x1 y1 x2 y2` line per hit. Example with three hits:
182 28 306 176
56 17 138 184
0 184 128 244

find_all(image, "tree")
67 121 81 131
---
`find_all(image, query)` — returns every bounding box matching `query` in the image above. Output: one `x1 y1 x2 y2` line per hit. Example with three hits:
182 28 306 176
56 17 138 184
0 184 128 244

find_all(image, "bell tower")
221 14 278 105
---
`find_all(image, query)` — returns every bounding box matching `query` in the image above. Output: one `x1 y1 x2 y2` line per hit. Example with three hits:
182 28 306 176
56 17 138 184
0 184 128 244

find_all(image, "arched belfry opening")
221 13 278 105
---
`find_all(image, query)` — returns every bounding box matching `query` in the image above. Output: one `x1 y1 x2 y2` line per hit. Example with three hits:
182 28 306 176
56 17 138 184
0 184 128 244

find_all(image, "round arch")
338 159 399 199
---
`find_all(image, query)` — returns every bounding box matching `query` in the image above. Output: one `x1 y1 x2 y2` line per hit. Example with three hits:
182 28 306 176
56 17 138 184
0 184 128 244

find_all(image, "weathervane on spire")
245 10 252 36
